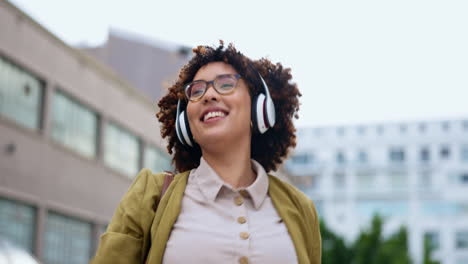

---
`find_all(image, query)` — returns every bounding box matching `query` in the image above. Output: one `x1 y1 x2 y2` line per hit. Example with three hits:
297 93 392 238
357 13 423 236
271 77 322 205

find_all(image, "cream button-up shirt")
162 158 298 264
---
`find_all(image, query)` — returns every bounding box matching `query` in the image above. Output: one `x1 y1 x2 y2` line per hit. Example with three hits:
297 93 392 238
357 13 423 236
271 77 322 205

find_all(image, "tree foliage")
422 235 440 264
321 215 437 264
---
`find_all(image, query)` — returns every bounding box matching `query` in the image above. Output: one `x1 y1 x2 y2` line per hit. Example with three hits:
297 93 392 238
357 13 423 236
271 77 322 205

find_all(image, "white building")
285 119 468 264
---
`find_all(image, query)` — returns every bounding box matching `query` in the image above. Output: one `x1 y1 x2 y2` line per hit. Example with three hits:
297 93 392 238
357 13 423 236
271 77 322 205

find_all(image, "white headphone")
175 72 276 147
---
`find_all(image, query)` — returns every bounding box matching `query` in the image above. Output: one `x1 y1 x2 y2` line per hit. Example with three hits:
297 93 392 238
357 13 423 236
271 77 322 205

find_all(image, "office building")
0 0 182 263
285 119 468 264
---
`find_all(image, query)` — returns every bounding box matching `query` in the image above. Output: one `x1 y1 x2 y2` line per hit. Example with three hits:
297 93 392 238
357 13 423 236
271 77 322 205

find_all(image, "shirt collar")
192 157 269 210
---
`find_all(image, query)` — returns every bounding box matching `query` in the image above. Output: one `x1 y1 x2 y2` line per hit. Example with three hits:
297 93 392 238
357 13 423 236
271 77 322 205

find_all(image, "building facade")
0 1 178 263
285 119 468 264
81 29 191 101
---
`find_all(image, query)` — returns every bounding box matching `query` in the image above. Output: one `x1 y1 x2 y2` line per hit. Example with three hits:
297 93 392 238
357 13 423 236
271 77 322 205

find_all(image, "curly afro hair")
157 41 301 173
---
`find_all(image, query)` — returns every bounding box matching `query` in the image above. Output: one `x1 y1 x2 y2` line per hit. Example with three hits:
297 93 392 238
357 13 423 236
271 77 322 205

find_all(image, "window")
0 56 43 130
289 174 321 191
419 123 427 133
419 170 432 189
334 172 346 189
389 147 405 163
461 146 468 162
357 126 366 135
356 170 375 190
336 151 346 164
337 127 345 136
399 124 407 133
421 201 465 217
424 231 440 250
43 212 92 264
0 198 36 252
377 125 384 135
440 145 451 160
456 231 468 249
460 173 468 184
389 169 407 189
291 153 313 165
144 146 172 173
357 200 408 220
420 147 430 162
104 122 141 177
357 150 368 164
51 90 98 158
442 121 450 131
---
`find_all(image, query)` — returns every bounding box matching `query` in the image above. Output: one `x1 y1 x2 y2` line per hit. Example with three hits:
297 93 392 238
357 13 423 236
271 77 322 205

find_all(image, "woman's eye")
192 89 204 96
221 83 234 88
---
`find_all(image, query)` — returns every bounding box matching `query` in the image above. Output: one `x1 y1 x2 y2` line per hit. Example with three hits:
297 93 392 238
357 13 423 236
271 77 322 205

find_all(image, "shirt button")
240 232 250 240
234 196 244 206
237 216 247 224
239 256 249 264
239 190 249 198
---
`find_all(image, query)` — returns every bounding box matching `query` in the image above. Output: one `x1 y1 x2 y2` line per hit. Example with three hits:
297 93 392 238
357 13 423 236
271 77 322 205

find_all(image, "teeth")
203 111 226 122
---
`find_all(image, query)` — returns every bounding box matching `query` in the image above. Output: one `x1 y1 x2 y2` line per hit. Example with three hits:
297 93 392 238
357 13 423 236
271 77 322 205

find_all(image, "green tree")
320 220 352 264
320 215 439 264
352 215 384 264
422 235 440 264
374 226 411 264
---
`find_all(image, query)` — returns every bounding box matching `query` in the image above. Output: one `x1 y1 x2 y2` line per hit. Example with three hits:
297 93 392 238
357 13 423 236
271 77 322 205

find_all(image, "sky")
9 0 468 128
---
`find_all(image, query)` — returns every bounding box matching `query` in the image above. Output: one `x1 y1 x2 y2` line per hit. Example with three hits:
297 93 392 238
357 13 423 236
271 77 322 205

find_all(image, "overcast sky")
10 0 468 128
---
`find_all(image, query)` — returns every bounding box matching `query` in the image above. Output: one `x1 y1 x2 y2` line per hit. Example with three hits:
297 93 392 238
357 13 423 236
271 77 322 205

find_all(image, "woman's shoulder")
129 169 191 193
131 169 166 190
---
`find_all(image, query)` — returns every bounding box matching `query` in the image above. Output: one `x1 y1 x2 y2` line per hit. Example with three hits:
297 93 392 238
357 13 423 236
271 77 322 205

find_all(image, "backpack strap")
161 171 175 197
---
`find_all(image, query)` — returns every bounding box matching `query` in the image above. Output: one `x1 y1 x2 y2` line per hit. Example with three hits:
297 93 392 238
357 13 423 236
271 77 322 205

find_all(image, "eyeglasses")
184 74 241 102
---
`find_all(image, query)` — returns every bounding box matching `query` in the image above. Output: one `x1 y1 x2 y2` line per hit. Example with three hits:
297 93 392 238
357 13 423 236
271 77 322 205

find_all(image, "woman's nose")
202 84 220 103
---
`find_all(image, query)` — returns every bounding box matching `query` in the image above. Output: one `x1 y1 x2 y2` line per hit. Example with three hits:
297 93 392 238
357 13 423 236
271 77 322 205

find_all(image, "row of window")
312 120 468 138
291 145 468 166
357 201 468 219
425 230 468 251
0 197 98 264
351 170 466 190
315 199 468 221
301 169 467 192
0 55 171 177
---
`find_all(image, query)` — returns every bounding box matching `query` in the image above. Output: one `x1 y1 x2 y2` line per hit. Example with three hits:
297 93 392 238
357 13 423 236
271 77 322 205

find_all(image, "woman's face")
186 62 252 148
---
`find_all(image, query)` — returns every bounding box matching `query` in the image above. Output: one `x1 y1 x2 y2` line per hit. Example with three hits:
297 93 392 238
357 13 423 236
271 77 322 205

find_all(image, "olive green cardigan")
92 169 321 264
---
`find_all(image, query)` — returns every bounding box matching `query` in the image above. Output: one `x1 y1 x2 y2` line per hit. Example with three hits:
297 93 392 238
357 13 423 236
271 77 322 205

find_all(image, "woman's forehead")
193 62 238 81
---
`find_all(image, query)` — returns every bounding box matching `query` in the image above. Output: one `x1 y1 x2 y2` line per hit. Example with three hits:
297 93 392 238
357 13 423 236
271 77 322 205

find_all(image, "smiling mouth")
202 111 228 122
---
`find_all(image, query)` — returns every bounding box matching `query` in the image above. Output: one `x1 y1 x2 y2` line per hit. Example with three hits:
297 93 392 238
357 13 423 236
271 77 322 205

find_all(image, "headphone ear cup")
176 110 194 147
183 110 194 146
176 111 187 146
251 95 260 134
264 97 276 128
253 93 268 134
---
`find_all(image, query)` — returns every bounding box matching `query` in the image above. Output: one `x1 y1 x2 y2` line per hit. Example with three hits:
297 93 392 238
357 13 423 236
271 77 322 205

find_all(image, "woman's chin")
197 132 229 146
196 128 240 148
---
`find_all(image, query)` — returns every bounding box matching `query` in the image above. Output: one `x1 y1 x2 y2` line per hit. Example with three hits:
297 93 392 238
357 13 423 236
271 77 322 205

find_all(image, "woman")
92 42 321 264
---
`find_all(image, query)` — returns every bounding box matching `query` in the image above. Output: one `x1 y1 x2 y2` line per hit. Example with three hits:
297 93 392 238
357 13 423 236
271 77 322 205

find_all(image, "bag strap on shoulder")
161 171 175 197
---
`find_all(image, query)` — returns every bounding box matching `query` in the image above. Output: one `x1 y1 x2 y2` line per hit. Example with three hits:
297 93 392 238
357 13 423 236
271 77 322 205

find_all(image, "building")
285 119 468 264
80 29 191 101
0 0 183 263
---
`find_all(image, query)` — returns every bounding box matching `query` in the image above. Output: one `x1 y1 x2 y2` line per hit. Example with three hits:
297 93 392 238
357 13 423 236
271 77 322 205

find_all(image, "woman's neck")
202 140 256 189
